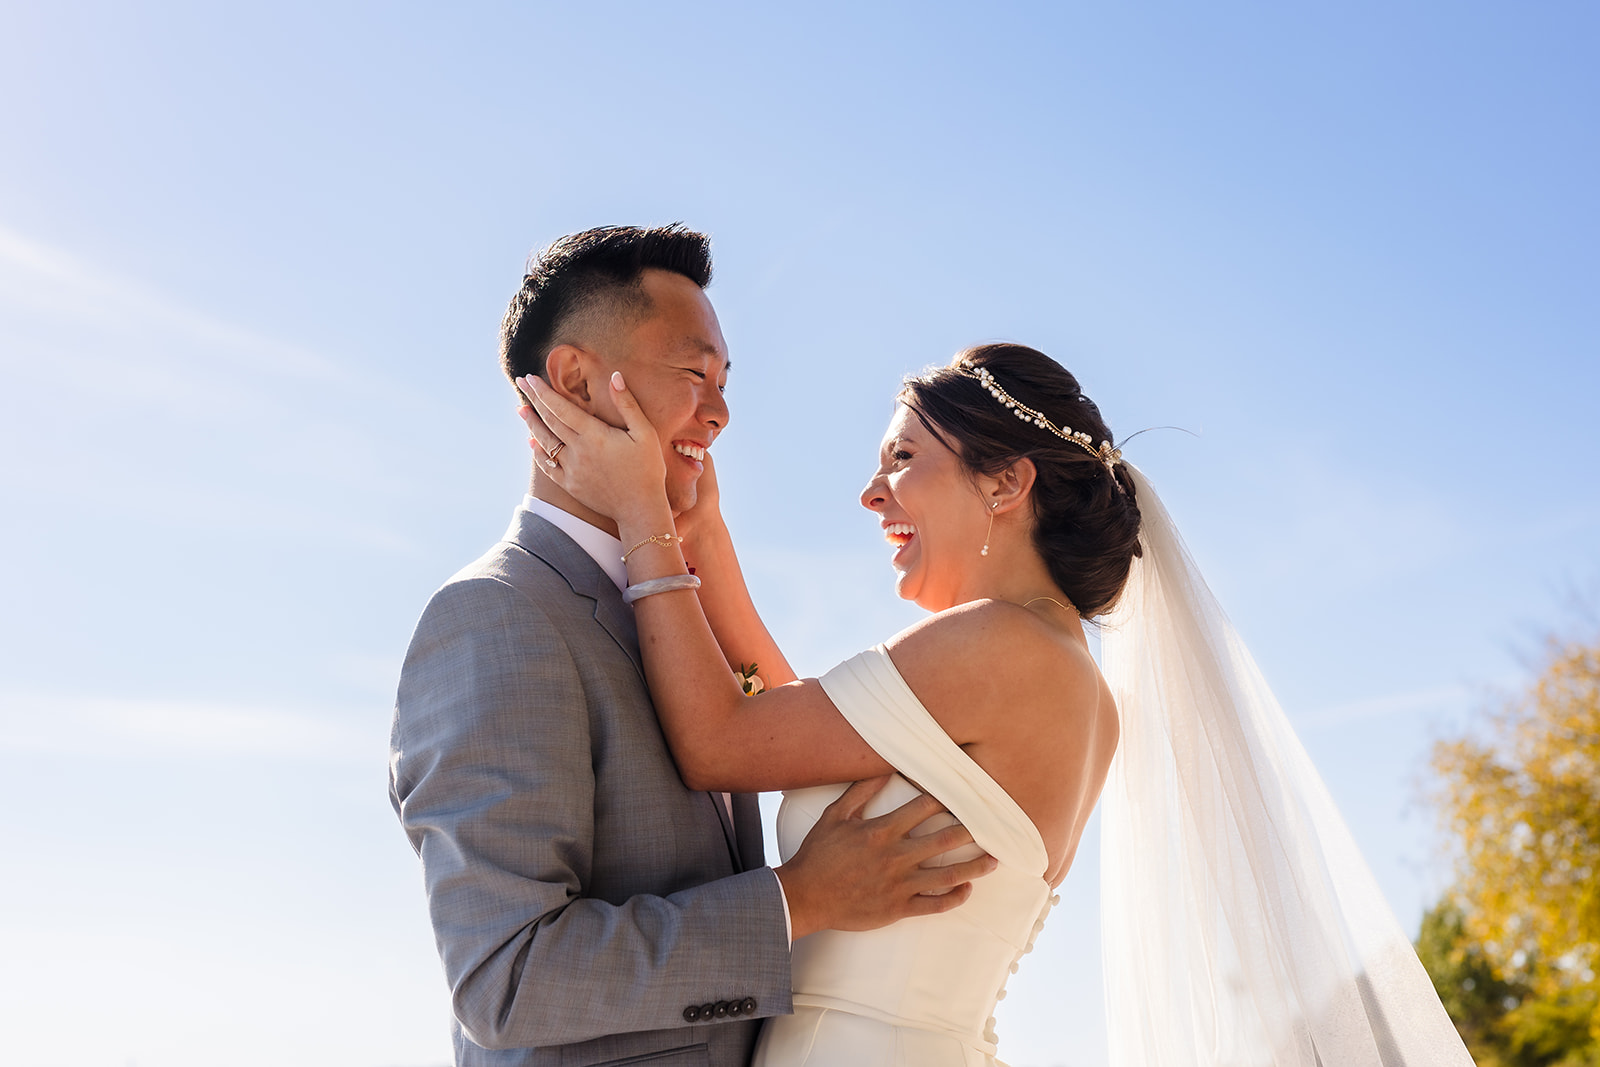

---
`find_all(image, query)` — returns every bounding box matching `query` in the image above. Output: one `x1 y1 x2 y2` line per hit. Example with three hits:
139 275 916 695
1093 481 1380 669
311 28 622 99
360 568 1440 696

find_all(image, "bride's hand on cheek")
673 451 723 544
517 372 669 525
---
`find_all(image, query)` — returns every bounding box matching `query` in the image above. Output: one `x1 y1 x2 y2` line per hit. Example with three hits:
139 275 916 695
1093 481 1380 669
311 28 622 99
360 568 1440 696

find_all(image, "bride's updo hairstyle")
899 343 1143 618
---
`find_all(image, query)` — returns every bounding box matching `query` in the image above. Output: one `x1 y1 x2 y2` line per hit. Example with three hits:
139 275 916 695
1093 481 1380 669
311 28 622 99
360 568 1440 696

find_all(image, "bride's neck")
954 543 1078 623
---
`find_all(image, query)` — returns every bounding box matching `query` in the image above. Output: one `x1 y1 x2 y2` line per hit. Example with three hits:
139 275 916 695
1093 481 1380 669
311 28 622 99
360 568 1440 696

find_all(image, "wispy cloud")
1293 683 1475 731
0 691 381 761
0 222 352 384
0 222 463 548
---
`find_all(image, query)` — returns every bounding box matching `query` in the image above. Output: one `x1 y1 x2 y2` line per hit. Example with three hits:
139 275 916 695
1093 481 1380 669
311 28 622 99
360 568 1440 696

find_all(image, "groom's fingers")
910 853 996 897
822 775 893 821
900 879 978 916
903 820 979 860
870 791 950 836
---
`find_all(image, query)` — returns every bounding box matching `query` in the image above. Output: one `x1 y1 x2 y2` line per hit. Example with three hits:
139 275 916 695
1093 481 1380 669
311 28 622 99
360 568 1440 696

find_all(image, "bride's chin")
890 569 916 601
891 570 942 610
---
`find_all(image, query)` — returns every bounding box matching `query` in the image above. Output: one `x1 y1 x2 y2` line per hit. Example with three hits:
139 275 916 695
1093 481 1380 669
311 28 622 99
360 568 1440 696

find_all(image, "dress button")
683 1006 700 1022
742 997 758 1013
1009 962 1020 974
1050 894 1061 906
996 989 1007 1001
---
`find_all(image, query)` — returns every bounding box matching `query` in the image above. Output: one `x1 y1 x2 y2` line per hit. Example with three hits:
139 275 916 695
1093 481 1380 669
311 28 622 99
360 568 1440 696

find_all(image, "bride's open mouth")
883 522 916 562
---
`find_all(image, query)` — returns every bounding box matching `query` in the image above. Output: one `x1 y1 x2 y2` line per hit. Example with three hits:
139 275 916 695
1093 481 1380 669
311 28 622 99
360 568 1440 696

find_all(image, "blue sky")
1 4 1596 1065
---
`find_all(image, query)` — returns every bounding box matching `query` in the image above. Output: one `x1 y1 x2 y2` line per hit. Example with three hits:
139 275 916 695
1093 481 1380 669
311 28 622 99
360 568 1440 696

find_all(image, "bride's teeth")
883 522 916 545
673 443 706 461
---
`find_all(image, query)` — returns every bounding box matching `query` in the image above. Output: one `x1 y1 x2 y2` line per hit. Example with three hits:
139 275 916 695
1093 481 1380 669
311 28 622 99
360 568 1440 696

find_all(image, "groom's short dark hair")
500 224 714 387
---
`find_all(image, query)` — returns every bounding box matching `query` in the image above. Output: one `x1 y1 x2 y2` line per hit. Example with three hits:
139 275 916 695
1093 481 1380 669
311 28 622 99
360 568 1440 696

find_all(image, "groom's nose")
699 383 728 430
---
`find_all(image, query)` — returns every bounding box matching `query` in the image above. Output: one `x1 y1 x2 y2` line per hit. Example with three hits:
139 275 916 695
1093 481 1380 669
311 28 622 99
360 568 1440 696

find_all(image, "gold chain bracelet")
622 532 684 565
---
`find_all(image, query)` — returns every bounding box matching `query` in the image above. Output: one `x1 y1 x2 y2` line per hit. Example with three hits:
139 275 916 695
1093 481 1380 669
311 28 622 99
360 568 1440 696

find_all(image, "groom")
390 224 989 1067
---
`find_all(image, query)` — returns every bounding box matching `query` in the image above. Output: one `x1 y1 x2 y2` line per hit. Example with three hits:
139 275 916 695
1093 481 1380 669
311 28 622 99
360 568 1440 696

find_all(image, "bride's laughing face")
860 404 989 611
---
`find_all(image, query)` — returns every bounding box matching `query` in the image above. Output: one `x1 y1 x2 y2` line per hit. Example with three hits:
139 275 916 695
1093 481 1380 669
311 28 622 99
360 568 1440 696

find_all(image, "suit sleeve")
389 576 793 1051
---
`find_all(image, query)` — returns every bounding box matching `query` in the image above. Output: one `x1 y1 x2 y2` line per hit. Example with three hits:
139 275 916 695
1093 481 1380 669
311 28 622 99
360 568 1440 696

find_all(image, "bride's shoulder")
885 600 1100 736
895 597 1088 658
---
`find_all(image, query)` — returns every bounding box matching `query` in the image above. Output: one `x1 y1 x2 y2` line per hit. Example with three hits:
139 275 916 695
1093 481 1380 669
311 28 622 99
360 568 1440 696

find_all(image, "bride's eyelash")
892 449 913 461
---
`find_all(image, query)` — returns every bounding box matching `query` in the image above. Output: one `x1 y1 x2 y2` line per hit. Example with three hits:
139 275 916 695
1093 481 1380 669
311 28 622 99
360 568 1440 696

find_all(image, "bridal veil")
1098 465 1473 1066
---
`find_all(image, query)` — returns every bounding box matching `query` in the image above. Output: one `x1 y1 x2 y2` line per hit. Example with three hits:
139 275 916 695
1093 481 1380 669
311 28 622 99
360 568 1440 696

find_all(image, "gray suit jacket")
391 507 793 1067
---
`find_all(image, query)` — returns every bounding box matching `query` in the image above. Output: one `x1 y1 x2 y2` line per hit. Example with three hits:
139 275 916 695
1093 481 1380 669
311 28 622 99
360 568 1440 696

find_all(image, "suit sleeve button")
727 999 743 1016
714 1000 730 1018
683 1005 700 1022
700 1002 715 1021
742 997 758 1014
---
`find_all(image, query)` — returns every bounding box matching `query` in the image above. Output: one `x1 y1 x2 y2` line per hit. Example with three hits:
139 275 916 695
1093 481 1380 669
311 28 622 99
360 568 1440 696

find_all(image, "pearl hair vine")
955 360 1125 482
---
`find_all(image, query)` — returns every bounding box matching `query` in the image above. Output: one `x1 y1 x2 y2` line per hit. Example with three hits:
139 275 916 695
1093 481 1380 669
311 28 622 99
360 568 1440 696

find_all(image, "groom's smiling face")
581 268 731 517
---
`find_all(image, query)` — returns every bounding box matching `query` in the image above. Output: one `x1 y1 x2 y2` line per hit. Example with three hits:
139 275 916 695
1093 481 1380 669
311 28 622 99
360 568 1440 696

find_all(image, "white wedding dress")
753 465 1473 1067
753 645 1055 1067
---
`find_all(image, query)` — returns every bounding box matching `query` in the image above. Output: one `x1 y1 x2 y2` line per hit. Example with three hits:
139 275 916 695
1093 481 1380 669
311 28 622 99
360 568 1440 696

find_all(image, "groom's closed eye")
682 366 730 395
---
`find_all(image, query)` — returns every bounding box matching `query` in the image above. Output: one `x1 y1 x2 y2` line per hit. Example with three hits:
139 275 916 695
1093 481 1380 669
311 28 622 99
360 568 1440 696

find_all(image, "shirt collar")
522 496 628 592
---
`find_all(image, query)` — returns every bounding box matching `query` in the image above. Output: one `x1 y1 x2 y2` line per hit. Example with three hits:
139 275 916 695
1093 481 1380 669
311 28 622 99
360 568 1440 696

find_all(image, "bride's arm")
522 373 890 793
676 459 797 691
629 541 893 793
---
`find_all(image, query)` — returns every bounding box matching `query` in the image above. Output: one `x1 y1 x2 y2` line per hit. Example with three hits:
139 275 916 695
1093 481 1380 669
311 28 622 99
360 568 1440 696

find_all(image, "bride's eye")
892 449 913 462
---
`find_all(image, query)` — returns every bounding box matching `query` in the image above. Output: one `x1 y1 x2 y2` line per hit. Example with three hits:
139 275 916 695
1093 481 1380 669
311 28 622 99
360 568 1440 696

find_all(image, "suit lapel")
710 792 741 868
589 586 645 680
508 510 644 680
731 792 766 871
508 508 745 864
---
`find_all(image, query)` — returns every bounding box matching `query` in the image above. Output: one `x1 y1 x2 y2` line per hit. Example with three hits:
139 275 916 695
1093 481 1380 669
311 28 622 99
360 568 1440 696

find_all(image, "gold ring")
547 441 566 461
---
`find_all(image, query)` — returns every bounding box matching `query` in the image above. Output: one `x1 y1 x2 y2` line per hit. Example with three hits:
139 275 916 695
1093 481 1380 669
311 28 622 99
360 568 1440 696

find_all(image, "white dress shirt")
524 495 628 590
519 496 793 941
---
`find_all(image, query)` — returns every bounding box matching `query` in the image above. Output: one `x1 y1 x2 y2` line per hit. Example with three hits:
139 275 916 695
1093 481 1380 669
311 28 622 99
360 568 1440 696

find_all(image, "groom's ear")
543 344 595 407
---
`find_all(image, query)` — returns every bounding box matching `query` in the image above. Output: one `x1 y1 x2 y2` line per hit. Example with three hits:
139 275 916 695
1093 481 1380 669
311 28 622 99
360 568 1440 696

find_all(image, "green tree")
1425 634 1600 1066
1416 896 1525 1064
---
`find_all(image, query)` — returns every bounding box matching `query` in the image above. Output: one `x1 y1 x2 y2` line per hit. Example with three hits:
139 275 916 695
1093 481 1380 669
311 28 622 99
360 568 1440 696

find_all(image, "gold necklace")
1023 596 1076 614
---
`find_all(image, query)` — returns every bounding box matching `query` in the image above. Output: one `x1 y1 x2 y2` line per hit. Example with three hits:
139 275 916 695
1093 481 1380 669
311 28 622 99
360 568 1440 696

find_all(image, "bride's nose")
860 474 887 511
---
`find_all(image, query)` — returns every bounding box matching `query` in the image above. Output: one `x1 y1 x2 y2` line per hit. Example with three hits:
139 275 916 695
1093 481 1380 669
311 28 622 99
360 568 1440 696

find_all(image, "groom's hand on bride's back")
774 775 998 940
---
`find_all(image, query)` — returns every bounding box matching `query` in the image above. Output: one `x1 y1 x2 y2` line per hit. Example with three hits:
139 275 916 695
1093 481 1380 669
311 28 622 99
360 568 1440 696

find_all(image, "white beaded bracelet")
622 573 703 605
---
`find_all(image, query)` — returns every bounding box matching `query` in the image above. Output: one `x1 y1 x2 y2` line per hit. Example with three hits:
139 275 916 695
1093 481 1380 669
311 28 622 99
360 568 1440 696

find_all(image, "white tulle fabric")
1098 465 1472 1066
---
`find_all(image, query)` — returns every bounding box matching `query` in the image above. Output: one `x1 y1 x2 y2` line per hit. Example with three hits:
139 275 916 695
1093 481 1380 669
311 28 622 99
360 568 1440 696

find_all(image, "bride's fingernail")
611 371 625 391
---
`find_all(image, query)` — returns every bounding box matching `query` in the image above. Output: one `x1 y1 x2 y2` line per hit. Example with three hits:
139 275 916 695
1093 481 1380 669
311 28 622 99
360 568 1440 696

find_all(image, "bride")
519 343 1472 1067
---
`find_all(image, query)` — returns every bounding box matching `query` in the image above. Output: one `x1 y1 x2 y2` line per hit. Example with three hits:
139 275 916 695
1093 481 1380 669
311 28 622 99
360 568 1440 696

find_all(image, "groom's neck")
531 477 621 540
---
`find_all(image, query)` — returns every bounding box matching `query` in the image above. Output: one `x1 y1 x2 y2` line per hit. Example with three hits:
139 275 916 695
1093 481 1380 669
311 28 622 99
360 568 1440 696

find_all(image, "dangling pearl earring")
981 501 999 557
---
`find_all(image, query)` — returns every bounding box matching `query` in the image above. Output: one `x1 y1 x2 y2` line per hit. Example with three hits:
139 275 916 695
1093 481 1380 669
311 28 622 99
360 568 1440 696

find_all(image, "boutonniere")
737 663 764 696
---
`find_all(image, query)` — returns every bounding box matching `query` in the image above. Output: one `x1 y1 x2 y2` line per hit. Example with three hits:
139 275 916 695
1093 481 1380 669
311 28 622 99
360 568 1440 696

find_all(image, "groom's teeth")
673 443 706 461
